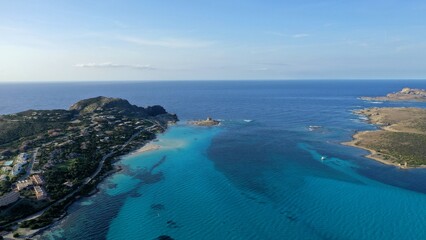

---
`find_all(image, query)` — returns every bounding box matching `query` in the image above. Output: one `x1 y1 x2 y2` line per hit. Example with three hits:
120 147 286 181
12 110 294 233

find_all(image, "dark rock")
146 105 167 116
155 235 174 240
151 203 165 210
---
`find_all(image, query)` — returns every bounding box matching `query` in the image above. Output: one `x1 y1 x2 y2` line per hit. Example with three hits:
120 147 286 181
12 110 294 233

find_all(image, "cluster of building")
26 174 48 200
0 110 152 208
0 174 48 206
12 153 30 176
0 153 30 180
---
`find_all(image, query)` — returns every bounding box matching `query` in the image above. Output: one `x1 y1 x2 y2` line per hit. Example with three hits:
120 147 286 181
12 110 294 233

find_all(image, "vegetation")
0 180 11 195
0 96 178 231
364 132 426 166
349 107 426 167
0 199 49 226
0 110 71 146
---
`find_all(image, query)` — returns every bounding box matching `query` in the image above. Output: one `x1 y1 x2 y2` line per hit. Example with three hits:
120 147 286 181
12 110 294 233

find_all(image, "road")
18 147 39 181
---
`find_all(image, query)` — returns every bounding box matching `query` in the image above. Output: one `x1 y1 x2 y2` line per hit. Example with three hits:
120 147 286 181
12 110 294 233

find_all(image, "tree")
0 180 11 194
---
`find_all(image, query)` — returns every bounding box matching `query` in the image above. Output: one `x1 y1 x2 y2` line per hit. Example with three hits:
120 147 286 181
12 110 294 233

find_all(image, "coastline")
28 122 185 239
342 134 415 169
17 139 162 239
26 125 177 239
343 107 426 169
5 126 175 239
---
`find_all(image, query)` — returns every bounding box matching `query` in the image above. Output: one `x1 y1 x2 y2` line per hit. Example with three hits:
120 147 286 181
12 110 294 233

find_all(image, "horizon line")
1 79 426 84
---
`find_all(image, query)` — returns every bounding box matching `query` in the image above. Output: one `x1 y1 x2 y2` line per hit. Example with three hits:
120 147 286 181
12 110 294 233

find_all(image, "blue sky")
1 0 426 81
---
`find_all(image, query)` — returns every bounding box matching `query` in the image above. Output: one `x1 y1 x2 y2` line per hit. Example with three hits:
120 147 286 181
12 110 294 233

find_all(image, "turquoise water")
3 80 426 239
42 124 426 240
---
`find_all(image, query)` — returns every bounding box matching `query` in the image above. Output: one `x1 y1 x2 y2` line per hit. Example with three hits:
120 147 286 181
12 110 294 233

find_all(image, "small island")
344 107 426 168
189 117 220 126
361 87 426 102
0 97 177 237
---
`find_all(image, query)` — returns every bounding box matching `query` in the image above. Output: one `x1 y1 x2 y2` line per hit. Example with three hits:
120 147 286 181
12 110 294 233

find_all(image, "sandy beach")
343 135 411 169
132 144 161 155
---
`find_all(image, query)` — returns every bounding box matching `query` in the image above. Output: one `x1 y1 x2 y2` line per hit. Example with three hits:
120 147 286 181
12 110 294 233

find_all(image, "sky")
0 0 426 82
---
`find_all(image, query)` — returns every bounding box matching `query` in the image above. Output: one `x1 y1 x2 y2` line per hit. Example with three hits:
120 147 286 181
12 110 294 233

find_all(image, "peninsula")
0 97 177 237
344 107 426 168
361 87 426 102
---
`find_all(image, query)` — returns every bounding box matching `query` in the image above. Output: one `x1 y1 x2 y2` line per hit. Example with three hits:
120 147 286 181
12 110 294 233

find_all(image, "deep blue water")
1 80 426 239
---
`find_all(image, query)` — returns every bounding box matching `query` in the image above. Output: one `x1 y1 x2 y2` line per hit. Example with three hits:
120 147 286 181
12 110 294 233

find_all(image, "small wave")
307 125 322 131
243 119 253 123
371 101 383 104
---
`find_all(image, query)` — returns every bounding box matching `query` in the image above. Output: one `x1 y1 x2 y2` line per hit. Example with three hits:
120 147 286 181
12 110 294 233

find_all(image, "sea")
1 80 426 240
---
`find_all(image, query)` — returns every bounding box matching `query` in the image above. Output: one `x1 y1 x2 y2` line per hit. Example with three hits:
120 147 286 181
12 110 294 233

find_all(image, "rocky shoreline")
361 87 426 102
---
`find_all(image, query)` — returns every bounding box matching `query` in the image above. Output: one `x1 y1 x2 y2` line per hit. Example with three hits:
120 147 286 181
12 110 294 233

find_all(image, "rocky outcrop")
69 96 138 114
189 117 220 126
69 96 176 120
361 88 426 102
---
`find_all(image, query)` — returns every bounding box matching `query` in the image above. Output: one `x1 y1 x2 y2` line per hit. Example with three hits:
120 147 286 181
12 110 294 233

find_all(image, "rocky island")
189 117 220 126
0 97 177 237
361 87 426 102
344 107 426 168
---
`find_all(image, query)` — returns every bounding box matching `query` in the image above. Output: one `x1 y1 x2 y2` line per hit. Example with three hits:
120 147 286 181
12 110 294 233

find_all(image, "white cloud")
74 62 155 70
292 33 310 38
119 36 215 48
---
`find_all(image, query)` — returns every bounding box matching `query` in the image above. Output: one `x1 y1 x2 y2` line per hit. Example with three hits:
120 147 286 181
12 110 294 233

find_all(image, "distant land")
345 107 426 168
0 97 177 237
361 87 426 102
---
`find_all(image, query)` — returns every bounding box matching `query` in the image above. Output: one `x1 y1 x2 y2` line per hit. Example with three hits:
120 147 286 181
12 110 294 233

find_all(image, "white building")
17 153 30 162
11 162 25 176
